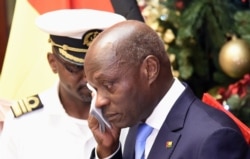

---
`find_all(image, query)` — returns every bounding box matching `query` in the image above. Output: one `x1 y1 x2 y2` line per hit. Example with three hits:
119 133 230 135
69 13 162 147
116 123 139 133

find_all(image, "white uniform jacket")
0 83 97 159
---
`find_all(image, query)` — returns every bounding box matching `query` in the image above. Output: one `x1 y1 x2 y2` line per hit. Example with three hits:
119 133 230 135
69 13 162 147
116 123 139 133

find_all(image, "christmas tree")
139 0 250 126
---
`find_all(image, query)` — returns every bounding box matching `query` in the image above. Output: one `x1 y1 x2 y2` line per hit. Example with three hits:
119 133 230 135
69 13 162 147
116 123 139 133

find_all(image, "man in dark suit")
84 20 250 159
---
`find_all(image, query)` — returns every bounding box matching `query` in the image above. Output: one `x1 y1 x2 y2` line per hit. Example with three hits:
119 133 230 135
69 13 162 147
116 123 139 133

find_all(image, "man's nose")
95 92 109 109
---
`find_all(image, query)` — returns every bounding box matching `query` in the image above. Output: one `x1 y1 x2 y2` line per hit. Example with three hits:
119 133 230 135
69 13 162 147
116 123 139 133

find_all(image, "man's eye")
103 82 113 90
65 65 83 74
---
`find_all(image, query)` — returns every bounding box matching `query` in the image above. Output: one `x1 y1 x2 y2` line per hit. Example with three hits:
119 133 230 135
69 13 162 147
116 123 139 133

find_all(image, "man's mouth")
106 113 120 122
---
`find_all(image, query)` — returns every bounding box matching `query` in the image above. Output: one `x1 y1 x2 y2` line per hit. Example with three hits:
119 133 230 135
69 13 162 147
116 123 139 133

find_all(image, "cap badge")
82 29 102 47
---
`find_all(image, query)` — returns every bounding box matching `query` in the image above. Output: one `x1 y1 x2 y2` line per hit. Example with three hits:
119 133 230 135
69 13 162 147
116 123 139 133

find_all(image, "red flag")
28 0 114 14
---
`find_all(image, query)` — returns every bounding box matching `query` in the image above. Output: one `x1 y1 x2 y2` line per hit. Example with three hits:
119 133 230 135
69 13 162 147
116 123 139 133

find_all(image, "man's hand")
88 115 121 158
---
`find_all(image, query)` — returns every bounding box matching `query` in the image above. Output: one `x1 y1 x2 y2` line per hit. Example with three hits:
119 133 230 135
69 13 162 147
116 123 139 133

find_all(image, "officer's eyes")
65 65 83 74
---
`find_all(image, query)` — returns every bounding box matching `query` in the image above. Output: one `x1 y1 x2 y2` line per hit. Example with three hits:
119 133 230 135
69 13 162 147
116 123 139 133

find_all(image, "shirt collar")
41 81 66 116
146 78 185 130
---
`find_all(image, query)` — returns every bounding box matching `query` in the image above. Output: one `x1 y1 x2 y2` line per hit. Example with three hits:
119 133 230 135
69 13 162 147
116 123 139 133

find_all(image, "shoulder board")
11 94 44 118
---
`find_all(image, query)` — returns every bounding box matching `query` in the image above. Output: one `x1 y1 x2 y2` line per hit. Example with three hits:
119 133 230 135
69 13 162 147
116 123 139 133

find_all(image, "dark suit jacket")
117 86 250 159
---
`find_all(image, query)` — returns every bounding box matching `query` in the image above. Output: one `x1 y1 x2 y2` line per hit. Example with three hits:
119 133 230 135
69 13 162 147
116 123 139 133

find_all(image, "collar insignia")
166 141 173 148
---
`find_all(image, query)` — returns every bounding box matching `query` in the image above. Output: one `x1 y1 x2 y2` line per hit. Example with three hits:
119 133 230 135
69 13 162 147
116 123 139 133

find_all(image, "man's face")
85 50 149 128
52 53 92 103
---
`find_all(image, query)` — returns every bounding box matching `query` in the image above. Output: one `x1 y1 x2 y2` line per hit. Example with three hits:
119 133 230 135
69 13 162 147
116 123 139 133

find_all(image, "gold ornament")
163 29 175 44
219 36 250 78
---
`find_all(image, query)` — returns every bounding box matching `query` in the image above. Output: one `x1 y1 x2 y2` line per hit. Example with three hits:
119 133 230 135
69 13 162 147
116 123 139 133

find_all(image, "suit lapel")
148 86 196 159
148 130 181 159
123 124 139 159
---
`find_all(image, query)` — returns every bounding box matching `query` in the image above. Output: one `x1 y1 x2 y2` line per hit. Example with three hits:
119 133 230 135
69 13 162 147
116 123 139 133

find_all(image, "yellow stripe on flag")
0 0 58 100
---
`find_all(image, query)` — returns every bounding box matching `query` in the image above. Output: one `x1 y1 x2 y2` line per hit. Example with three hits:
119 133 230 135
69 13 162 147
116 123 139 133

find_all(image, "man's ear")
142 55 159 84
47 53 57 73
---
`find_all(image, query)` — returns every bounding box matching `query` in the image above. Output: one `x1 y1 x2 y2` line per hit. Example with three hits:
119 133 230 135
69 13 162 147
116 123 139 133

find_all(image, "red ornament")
175 0 184 10
218 73 250 102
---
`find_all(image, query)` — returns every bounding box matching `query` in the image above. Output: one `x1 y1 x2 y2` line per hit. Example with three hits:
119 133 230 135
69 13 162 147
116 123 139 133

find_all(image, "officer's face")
49 52 92 103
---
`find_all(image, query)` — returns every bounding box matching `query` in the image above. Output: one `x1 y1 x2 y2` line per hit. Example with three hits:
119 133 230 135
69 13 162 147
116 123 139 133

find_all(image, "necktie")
135 123 153 159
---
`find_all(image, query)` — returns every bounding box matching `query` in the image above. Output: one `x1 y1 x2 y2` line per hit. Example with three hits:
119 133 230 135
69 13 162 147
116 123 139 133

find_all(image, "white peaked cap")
35 9 126 65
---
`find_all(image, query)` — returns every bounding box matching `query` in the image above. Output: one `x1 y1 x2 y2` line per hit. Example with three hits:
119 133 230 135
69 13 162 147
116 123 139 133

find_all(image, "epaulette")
11 94 44 118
